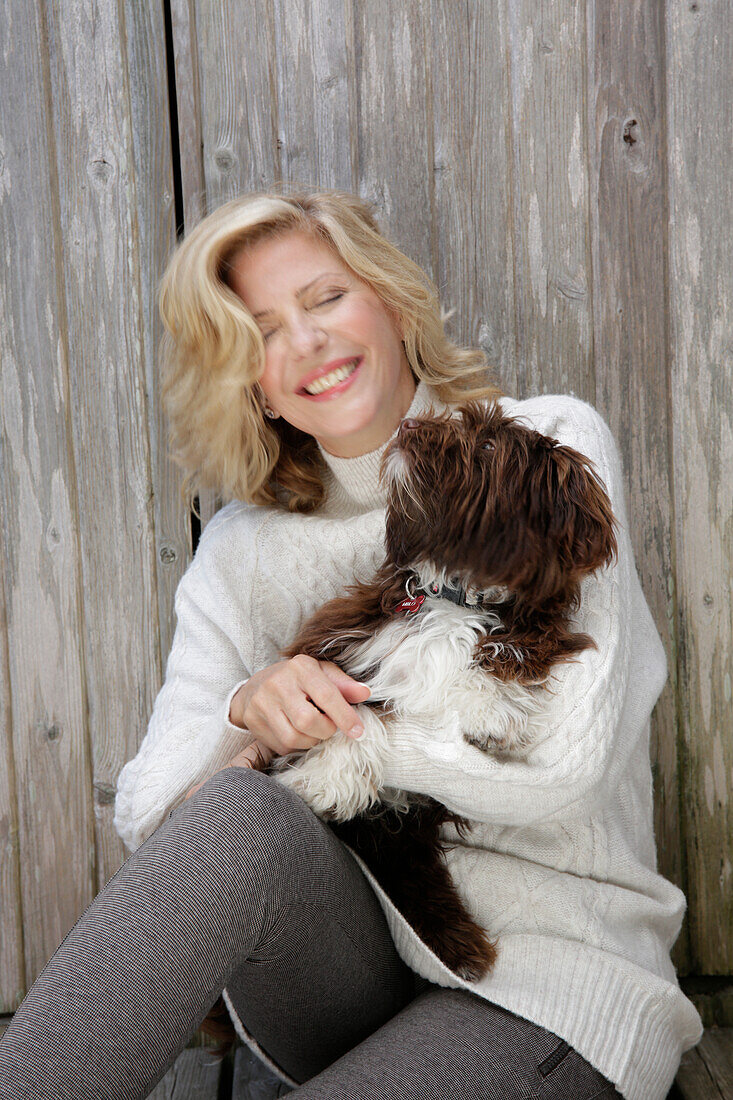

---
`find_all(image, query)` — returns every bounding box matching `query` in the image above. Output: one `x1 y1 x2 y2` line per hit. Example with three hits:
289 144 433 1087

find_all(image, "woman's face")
226 229 417 457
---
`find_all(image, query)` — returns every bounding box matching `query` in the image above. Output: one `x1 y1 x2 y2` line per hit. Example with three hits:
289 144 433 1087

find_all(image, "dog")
268 399 618 980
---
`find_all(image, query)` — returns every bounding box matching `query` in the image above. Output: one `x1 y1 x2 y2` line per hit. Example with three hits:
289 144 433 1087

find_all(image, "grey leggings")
0 767 622 1099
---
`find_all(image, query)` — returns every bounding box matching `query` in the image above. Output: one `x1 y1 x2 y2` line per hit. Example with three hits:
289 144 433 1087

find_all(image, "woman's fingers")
282 692 340 742
298 684 363 739
290 655 368 739
228 742 275 770
261 705 328 754
318 660 372 705
236 655 371 754
181 658 374 805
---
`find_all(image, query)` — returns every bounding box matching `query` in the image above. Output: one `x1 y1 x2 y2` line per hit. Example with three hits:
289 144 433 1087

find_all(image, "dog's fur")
268 400 618 980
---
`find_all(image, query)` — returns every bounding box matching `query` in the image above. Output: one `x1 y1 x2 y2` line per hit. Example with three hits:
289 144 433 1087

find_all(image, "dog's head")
380 400 618 608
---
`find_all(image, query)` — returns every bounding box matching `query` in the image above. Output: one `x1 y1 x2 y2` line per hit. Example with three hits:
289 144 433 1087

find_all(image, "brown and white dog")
269 399 618 980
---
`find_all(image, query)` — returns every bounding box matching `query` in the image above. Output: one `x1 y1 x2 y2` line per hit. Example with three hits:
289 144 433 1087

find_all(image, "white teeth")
303 358 359 395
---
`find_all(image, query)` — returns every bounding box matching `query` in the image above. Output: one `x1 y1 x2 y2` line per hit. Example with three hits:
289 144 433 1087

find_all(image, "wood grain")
665 0 733 973
123 1 183 667
170 0 207 233
674 1043 724 1099
353 0 434 277
145 1046 224 1097
2 0 730 1015
586 0 689 970
428 1 517 393
0 0 94 1005
505 1 593 398
0 504 23 1014
40 0 170 903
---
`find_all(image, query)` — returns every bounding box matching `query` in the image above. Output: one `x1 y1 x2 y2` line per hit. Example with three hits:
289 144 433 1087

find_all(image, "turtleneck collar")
316 378 447 514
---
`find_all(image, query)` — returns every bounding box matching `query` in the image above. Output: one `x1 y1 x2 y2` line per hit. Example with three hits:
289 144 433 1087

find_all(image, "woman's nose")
289 315 327 353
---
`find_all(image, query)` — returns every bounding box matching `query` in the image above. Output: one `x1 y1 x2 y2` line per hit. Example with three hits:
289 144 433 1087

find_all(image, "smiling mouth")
299 357 361 395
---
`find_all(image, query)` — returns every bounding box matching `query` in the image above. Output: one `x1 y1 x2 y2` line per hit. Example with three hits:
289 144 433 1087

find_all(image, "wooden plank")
233 1045 291 1099
0 0 95 991
585 0 689 971
121 1 185 667
674 1029 733 1100
170 0 207 232
696 1028 733 1098
682 978 733 1030
505 0 593 398
665 0 733 972
354 0 434 280
41 0 163 888
194 0 277 207
271 0 355 189
674 1042 724 1099
0 497 23 1013
145 1047 224 1098
428 1 517 394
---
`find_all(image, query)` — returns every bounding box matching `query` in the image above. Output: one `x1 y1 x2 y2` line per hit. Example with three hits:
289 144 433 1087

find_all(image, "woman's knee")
175 765 326 875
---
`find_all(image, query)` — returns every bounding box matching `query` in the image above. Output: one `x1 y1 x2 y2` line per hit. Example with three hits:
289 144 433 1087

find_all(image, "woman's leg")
0 767 418 1100
286 986 624 1099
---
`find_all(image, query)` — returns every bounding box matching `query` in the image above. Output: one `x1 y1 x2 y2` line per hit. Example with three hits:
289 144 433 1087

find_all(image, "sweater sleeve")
381 397 667 826
113 534 257 854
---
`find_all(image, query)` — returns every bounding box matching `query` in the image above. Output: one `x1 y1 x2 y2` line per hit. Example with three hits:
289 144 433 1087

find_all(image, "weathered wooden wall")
1 0 730 1015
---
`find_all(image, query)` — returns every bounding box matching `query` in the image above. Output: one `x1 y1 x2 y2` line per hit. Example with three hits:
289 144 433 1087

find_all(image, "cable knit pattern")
113 380 702 1100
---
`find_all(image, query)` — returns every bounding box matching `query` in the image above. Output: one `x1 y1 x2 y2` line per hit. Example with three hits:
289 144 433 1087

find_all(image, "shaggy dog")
269 400 618 980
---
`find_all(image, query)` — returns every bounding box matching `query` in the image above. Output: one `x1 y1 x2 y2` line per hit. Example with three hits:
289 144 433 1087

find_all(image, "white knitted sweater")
113 380 702 1099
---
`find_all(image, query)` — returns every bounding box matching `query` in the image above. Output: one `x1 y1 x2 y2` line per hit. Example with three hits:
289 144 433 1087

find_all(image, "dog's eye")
483 440 495 451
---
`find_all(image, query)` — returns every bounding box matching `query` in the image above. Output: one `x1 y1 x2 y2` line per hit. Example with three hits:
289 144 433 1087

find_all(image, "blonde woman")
0 188 701 1099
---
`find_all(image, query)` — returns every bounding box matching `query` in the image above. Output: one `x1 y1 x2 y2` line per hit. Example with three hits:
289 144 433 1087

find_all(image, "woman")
0 188 701 1099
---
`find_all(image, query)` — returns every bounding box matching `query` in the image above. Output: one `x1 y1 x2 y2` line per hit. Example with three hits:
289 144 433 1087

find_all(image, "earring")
254 382 278 420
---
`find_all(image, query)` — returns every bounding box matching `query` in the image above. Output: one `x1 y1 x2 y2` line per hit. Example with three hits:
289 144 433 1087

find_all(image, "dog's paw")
271 751 379 822
271 761 333 817
462 725 536 758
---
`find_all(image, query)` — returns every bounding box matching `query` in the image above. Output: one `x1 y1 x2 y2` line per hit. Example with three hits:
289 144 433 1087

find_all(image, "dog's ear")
484 440 618 606
540 443 618 576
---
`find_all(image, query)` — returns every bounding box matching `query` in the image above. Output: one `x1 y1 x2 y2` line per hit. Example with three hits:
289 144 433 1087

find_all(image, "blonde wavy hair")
158 185 504 515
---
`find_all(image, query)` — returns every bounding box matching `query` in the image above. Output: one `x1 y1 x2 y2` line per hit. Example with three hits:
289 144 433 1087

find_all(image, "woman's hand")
184 740 274 801
182 656 370 802
229 655 371 755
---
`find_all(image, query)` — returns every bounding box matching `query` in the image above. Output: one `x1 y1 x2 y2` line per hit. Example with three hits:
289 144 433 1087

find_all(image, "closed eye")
261 294 344 340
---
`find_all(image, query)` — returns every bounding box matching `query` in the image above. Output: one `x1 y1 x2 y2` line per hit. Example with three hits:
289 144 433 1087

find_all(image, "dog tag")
395 594 426 614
